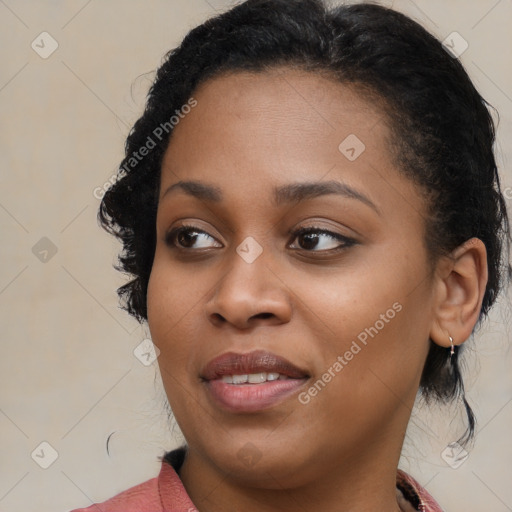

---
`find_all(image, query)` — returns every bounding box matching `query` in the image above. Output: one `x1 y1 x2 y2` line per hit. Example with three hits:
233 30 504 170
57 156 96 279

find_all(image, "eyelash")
165 224 356 254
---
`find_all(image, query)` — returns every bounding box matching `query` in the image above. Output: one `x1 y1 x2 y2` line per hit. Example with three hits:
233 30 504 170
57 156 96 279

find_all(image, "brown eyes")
166 225 223 250
165 224 356 254
289 226 356 252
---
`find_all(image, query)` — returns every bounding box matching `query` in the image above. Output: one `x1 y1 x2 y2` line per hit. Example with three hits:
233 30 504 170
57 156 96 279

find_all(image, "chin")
196 437 317 489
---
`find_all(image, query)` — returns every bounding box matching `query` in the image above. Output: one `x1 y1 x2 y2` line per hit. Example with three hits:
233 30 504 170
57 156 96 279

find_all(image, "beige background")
0 1 511 511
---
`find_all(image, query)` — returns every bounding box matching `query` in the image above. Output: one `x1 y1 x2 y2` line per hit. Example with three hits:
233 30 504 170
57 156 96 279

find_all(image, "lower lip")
205 378 307 413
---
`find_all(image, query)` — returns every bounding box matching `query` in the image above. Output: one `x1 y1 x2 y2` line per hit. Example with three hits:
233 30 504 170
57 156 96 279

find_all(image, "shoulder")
69 475 161 512
69 448 196 512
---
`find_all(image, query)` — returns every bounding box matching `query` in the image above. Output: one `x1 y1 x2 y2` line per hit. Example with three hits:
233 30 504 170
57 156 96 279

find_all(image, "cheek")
289 250 422 343
290 286 429 444
287 241 432 392
147 250 232 396
147 247 207 324
146 256 201 368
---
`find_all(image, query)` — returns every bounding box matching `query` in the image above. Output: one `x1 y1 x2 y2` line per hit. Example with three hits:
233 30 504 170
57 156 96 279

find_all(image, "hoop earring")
449 335 455 358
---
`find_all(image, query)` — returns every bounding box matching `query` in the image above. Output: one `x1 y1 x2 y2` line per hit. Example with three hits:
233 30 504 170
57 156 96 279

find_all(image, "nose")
205 248 292 330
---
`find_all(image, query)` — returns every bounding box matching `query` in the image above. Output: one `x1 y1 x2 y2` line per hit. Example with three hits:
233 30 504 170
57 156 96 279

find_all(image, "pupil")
301 233 317 250
179 231 197 247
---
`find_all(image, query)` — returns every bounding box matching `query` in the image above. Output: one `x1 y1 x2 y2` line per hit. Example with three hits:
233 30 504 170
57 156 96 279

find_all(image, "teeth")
248 372 267 383
221 372 287 384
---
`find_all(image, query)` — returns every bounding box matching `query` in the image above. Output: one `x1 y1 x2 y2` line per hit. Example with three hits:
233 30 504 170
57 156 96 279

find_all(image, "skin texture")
146 68 487 512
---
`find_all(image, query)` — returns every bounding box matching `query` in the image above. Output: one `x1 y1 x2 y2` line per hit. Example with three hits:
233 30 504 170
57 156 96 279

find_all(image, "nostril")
254 312 273 320
211 313 226 324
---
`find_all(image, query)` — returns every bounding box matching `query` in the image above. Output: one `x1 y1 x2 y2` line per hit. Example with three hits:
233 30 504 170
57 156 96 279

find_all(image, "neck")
179 439 404 512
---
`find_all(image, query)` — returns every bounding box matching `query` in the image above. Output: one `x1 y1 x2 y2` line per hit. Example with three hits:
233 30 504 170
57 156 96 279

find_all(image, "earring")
449 335 455 357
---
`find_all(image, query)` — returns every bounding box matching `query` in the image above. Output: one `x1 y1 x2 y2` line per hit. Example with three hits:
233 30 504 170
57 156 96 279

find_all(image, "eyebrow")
162 179 379 213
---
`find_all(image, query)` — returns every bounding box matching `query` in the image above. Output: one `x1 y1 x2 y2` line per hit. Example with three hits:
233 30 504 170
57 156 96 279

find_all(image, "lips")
201 350 308 381
201 350 310 413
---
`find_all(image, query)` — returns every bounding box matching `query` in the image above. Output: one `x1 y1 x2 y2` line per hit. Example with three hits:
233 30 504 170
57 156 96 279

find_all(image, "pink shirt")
70 450 443 512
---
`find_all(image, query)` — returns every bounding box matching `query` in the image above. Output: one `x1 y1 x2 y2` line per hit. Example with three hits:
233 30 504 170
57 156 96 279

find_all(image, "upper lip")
201 350 309 381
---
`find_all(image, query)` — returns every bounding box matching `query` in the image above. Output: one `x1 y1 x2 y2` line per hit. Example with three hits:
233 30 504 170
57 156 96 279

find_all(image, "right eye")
165 225 223 250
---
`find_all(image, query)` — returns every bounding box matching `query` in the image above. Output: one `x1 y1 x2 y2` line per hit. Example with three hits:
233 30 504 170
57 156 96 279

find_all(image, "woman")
71 0 511 510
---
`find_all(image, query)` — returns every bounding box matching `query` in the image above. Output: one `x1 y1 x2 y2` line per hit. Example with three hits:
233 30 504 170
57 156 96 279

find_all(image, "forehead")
159 68 424 226
163 68 389 178
179 68 385 151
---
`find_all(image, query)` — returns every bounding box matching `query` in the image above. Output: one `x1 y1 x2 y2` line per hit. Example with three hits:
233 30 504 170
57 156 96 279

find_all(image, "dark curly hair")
99 0 511 444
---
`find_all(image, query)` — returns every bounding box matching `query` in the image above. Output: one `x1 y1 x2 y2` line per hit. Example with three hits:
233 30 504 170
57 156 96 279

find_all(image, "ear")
430 238 488 349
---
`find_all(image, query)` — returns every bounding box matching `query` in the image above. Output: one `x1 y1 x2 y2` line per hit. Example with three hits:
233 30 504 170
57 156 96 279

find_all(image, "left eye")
288 227 355 252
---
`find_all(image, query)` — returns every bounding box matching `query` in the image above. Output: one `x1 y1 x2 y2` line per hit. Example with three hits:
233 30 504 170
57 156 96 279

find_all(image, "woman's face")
147 68 436 485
